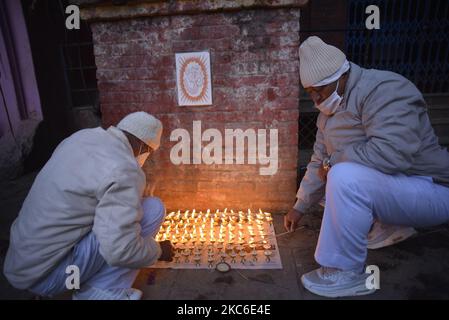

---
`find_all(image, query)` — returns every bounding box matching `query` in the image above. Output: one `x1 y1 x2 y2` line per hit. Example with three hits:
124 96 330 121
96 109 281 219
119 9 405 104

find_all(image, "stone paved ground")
1 172 449 300
136 213 449 300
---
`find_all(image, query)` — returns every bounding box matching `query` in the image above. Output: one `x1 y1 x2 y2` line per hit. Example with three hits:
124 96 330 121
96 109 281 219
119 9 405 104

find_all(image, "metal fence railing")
346 0 449 94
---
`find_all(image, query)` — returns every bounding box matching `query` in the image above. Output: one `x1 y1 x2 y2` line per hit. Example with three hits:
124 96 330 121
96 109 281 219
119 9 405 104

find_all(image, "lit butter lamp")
239 251 247 264
193 255 201 267
251 249 258 262
182 249 190 263
174 252 181 264
220 252 227 263
207 255 215 268
155 208 276 267
264 250 273 262
229 252 237 264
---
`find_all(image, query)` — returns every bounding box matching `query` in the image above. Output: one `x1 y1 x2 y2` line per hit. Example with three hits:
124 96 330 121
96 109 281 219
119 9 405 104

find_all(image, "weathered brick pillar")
78 0 306 213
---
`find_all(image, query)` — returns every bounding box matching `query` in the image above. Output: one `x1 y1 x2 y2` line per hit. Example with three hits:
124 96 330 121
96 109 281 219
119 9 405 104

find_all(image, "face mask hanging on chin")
135 142 151 168
315 80 343 116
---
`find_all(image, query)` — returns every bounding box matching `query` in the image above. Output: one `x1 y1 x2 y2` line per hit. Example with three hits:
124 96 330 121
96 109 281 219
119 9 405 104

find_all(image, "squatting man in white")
4 112 174 300
285 36 449 298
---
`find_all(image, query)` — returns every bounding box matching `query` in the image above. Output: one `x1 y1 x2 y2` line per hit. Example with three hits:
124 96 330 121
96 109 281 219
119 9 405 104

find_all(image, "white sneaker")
301 267 376 298
367 221 417 250
72 286 143 300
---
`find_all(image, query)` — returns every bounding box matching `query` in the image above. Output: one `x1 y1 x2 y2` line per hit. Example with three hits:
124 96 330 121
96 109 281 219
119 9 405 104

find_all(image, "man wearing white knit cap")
4 111 173 300
285 36 449 297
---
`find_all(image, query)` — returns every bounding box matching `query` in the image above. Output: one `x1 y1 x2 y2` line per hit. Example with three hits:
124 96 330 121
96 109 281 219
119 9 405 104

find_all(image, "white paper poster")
175 51 212 106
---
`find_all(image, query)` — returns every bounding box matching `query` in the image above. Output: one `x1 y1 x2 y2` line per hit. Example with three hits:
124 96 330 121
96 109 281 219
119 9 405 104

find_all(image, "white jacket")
4 126 161 289
294 63 449 212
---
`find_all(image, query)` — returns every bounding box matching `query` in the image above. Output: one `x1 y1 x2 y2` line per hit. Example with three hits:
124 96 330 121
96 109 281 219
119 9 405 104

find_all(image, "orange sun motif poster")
175 51 212 106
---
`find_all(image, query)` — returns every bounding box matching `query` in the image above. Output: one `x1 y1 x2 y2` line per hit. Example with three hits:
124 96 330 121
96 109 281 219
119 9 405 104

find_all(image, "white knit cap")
117 112 163 150
299 36 347 88
313 60 350 87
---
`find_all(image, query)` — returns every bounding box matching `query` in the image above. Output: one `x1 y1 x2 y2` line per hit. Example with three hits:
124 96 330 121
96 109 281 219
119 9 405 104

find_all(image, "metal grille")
346 0 449 94
298 111 318 181
298 112 318 150
56 0 98 109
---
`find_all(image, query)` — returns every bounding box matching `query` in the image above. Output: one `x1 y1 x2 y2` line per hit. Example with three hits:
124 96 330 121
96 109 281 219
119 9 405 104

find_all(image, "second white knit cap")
299 36 347 88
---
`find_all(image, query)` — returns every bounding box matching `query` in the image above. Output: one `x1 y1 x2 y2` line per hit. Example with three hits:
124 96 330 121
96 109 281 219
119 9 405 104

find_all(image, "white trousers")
30 197 165 297
315 163 449 271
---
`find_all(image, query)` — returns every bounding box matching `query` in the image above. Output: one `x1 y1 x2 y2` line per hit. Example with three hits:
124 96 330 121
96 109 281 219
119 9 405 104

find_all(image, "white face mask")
135 143 151 168
315 80 343 116
136 152 150 168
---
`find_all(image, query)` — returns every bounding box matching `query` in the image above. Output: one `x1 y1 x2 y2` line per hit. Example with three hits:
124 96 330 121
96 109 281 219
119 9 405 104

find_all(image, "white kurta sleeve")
93 166 161 268
294 126 328 213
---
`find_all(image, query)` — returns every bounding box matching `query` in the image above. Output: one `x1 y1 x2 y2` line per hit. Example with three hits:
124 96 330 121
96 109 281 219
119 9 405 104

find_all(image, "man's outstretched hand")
158 240 174 262
284 208 304 232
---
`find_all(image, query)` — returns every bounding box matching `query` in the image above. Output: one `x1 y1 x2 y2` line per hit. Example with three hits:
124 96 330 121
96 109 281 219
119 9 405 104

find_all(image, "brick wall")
91 8 300 213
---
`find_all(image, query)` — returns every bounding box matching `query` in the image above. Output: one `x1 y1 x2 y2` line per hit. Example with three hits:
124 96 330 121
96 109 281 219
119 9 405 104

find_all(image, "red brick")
91 8 301 213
